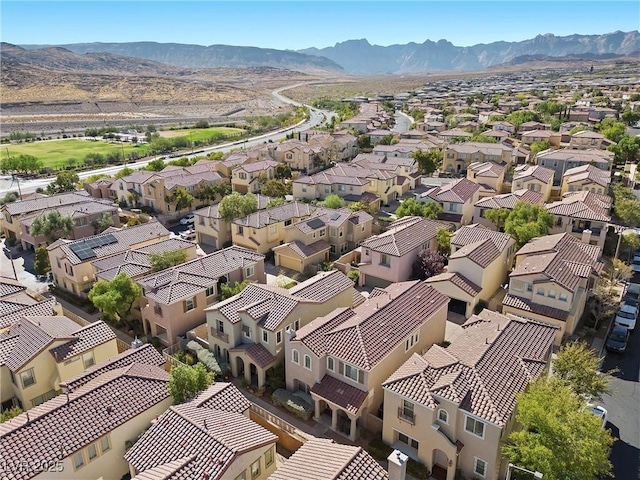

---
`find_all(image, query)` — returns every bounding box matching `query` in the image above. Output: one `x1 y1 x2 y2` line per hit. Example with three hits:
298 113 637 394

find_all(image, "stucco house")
535 149 613 186
561 164 611 195
466 161 507 196
419 178 480 226
382 310 557 480
232 159 281 194
272 139 325 173
520 129 561 147
473 189 544 230
359 216 451 288
569 130 615 150
511 165 555 202
502 233 603 344
286 280 449 441
0 277 62 332
138 246 266 346
425 225 516 317
442 142 513 174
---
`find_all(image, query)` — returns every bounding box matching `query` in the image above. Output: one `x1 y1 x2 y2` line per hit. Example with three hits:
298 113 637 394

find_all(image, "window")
547 289 556 299
251 459 261 479
246 266 255 277
239 172 247 180
184 297 195 312
237 225 244 236
234 472 246 480
399 400 415 423
304 355 312 370
82 351 95 369
380 254 390 267
292 349 299 364
364 248 370 256
536 287 544 296
87 443 98 462
9 370 16 385
559 292 568 302
20 368 35 388
327 357 334 371
344 364 358 381
100 436 111 453
526 283 533 293
294 320 300 330
319 229 326 237
284 219 292 226
31 389 56 407
206 285 215 297
265 446 274 466
448 203 458 212
438 409 449 424
465 416 485 438
511 280 523 291
270 224 277 234
262 330 268 343
397 432 419 450
276 330 282 344
474 458 487 478
330 244 337 254
73 451 85 470
405 332 419 351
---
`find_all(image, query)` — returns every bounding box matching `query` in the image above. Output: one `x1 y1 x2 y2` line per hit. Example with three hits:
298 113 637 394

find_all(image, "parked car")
179 229 196 241
615 304 637 331
179 214 195 225
606 325 630 353
588 404 608 428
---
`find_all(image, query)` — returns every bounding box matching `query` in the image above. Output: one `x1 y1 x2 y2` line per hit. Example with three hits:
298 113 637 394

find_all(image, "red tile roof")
425 272 482 297
474 189 543 209
311 374 369 414
545 190 611 222
423 178 480 204
502 294 569 321
230 343 276 368
361 216 449 257
191 382 251 414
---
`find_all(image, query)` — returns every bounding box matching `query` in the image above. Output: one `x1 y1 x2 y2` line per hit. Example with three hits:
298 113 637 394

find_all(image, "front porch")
229 343 277 389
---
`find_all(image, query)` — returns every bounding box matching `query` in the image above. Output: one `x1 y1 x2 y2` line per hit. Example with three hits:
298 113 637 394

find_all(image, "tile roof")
268 438 388 480
275 239 331 259
0 364 170 480
445 142 512 155
60 343 165 393
383 310 557 426
451 224 513 252
474 189 543 209
449 239 501 267
230 342 277 368
164 171 224 191
235 159 280 173
467 161 507 179
513 165 554 183
425 272 482 297
294 164 396 186
190 382 251 414
545 190 611 222
138 247 264 304
49 321 116 362
536 148 614 164
502 294 570 321
19 201 117 227
2 191 94 216
422 178 480 204
0 277 26 298
289 270 355 302
311 374 369 414
234 202 314 229
563 164 611 188
361 216 448 256
0 297 59 330
125 403 277 480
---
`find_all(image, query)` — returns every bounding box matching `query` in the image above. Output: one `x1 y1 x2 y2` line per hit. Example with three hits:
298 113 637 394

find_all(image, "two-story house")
473 189 544 230
502 232 602 343
382 310 557 480
138 246 265 346
125 383 278 480
47 222 171 298
520 129 561 147
0 277 63 332
1 364 172 480
466 161 507 197
308 132 359 163
231 202 314 254
561 164 611 195
511 164 555 202
232 159 281 194
286 280 449 441
192 194 273 250
205 270 356 388
518 121 550 133
419 178 480 226
535 148 614 186
546 191 611 250
442 142 513 174
273 207 373 272
0 315 118 410
425 225 516 317
272 139 326 173
569 130 614 150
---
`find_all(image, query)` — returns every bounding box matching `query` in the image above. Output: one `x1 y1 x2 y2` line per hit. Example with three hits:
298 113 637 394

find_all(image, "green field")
1 139 149 170
159 126 246 142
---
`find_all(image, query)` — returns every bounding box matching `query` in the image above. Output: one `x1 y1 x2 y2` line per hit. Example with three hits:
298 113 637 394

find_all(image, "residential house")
47 222 171 298
488 121 515 133
372 141 432 160
473 189 544 230
125 383 278 480
466 162 507 197
286 280 449 440
546 191 611 250
502 233 603 343
0 277 63 331
382 310 557 480
205 270 356 388
0 315 118 410
138 246 265 346
273 207 373 272
520 129 561 147
232 202 314 255
481 129 510 143
511 165 555 202
535 148 614 186
83 178 115 200
359 216 450 288
351 153 422 191
518 121 550 133
569 130 615 150
425 225 516 317
268 438 389 480
561 164 611 195
213 149 263 177
438 128 472 142
367 129 395 144
419 178 480 226
0 364 171 480
442 142 513 174
307 132 359 163
272 140 325 173
192 194 273 250
232 159 280 194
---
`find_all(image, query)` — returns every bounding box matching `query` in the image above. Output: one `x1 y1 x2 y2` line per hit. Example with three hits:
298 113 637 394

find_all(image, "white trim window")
303 354 312 370
292 349 299 364
246 266 255 277
327 357 334 371
437 409 449 424
465 415 485 438
474 458 487 478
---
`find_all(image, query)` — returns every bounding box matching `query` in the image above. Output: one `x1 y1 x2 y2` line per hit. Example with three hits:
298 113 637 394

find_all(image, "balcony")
572 226 601 236
210 329 229 343
398 407 415 425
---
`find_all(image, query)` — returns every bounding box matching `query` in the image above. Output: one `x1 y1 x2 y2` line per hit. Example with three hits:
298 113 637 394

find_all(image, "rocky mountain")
21 41 344 73
299 31 640 74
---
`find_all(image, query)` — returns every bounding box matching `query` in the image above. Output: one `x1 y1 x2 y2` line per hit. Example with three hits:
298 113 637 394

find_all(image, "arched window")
304 355 312 370
292 349 299 364
437 409 449 424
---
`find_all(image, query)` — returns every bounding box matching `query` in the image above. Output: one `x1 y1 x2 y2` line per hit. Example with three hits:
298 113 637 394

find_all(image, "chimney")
285 327 296 342
581 229 592 245
387 450 408 480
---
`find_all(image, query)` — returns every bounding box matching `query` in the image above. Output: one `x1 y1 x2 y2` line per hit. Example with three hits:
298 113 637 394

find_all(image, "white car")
588 404 608 428
179 229 196 241
179 214 195 225
615 304 637 330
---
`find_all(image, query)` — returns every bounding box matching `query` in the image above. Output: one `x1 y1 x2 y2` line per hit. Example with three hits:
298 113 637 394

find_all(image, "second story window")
303 355 312 370
206 285 215 297
448 203 458 212
246 266 255 277
437 409 449 424
399 399 415 423
559 292 568 302
262 330 268 343
82 351 95 369
327 357 334 371
20 368 36 388
380 254 390 267
184 297 196 312
465 416 485 438
276 330 282 344
405 332 419 351
292 349 299 364
237 225 244 236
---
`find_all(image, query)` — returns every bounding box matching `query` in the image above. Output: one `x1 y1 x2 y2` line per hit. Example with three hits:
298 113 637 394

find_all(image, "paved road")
392 111 414 134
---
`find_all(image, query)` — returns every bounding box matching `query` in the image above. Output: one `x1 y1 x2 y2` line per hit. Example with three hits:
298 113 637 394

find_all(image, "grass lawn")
159 126 246 142
1 139 149 170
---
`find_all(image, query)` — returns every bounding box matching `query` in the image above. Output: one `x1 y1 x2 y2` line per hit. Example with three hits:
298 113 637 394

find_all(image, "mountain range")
21 30 640 74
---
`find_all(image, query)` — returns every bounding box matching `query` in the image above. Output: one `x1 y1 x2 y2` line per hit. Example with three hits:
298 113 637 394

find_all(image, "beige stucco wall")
195 215 231 249
360 238 437 287
55 340 120 386
511 178 553 202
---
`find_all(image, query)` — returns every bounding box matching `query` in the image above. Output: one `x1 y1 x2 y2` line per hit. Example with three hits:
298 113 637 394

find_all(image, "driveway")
1 240 48 293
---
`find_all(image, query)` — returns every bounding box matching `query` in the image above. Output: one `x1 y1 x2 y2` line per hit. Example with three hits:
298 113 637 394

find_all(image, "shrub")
184 353 196 366
271 389 313 420
150 337 161 348
347 269 360 284
367 435 394 461
473 300 488 315
436 340 451 348
407 460 430 480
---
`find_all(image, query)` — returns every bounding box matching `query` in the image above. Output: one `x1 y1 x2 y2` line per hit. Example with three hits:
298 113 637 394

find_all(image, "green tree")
114 166 133 179
504 202 553 249
348 201 370 214
93 212 114 235
266 197 286 208
469 134 497 143
33 245 51 275
275 164 292 179
596 118 626 143
88 271 142 326
168 363 214 404
145 158 166 171
220 279 251 300
621 108 640 126
261 179 289 198
47 170 79 194
614 197 640 227
194 120 209 128
323 194 345 209
506 111 540 132
435 227 451 254
553 341 614 400
0 406 23 423
30 211 74 243
0 192 18 205
0 153 42 176
502 378 614 480
218 192 258 220
484 208 511 231
396 198 442 220
609 135 640 164
530 140 550 155
150 249 188 272
167 187 194 212
569 125 589 135
412 149 441 175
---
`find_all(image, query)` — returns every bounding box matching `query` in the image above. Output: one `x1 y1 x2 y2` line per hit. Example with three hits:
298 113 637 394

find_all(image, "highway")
0 84 332 196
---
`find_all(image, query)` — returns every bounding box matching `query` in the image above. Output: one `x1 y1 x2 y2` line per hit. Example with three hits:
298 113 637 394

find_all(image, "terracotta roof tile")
545 190 611 222
425 272 482 297
423 178 479 204
191 382 251 414
502 294 570 321
230 343 276 368
513 165 554 183
311 374 368 415
361 216 449 257
49 321 116 362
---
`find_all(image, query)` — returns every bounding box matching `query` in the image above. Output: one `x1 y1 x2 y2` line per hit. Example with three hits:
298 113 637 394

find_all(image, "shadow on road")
605 423 640 480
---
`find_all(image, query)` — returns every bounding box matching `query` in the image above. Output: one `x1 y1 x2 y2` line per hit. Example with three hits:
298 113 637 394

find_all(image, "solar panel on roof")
330 213 341 221
307 218 325 230
69 243 97 261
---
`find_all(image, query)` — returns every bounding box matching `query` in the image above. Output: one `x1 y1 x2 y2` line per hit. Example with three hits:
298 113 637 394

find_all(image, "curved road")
0 83 333 196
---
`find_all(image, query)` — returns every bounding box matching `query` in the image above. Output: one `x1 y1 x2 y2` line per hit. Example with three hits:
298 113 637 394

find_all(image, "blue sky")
2 1 638 50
